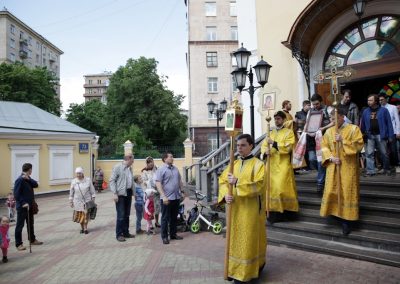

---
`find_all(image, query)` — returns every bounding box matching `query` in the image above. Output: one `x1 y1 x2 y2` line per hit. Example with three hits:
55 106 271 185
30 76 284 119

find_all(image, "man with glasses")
110 154 135 242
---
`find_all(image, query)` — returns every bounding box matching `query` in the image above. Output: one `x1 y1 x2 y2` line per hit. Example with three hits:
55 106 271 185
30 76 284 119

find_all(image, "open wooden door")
314 83 333 106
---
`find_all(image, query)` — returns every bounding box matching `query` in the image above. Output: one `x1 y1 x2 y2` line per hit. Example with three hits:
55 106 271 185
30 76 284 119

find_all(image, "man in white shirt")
379 94 400 174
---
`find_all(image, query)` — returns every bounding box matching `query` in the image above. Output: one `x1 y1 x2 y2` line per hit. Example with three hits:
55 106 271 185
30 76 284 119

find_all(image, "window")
208 111 217 119
206 52 218 67
230 1 237 16
36 54 40 64
36 42 40 50
101 95 107 104
10 24 15 34
10 38 15 49
28 49 32 58
208 77 218 93
324 15 400 69
231 26 238 40
48 145 74 185
20 31 24 40
205 2 216 16
43 58 46 65
10 53 15 62
88 79 92 85
88 89 94 94
43 46 46 55
97 79 101 84
9 145 40 184
206 26 217 41
98 88 103 94
207 133 220 151
28 36 32 45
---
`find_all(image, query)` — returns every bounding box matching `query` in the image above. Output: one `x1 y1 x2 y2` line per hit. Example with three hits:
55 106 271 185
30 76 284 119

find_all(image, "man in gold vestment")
219 134 266 283
320 108 364 235
261 111 299 224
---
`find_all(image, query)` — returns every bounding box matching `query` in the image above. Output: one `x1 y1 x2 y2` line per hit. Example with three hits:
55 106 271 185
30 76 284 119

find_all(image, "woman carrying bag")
69 167 96 234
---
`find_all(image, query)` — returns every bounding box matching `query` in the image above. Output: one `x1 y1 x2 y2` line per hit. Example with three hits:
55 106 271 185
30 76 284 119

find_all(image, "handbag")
89 205 97 220
77 183 97 211
31 199 39 215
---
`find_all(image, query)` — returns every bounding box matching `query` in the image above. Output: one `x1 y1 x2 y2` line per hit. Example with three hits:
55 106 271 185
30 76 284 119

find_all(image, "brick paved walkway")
0 192 399 283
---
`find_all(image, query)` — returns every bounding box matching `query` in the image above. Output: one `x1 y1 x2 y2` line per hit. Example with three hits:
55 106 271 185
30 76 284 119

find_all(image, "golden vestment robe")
261 127 299 212
218 156 266 282
320 123 364 220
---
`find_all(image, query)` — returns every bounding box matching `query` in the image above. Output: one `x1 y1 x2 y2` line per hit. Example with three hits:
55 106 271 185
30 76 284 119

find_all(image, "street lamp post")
231 43 272 139
207 98 228 149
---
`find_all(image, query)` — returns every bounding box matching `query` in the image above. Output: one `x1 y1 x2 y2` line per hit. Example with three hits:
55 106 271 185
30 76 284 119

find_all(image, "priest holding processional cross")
218 96 267 283
310 56 364 236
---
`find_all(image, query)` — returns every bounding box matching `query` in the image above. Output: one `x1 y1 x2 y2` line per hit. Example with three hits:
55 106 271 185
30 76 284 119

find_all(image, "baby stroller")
176 198 189 232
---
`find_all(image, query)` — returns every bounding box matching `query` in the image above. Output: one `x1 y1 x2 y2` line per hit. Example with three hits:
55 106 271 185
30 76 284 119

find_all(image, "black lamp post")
353 0 366 19
231 43 272 139
207 98 228 149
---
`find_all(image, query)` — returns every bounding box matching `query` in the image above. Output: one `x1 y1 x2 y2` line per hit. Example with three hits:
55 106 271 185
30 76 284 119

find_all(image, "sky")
3 0 188 113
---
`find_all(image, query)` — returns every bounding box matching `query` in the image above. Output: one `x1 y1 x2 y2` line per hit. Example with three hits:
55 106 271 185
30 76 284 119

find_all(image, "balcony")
19 50 28 59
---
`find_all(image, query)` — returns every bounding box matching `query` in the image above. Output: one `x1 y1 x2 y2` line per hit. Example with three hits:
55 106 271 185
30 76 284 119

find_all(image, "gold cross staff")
313 56 352 212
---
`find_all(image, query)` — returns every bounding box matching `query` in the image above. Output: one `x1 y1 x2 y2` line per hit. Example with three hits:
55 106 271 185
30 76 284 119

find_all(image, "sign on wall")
79 143 89 153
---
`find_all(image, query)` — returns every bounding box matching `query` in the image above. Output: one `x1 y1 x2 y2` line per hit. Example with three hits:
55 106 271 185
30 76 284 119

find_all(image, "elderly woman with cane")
69 167 96 234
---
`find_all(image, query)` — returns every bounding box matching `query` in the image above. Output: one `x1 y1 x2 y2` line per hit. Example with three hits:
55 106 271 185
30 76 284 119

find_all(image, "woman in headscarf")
69 167 96 234
141 157 160 227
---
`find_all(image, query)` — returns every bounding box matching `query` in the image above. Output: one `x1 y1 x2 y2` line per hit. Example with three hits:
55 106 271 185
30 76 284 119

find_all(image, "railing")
183 134 266 202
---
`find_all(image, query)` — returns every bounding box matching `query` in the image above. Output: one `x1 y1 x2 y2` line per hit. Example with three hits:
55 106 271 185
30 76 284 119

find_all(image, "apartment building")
83 72 112 103
185 0 239 156
0 8 63 97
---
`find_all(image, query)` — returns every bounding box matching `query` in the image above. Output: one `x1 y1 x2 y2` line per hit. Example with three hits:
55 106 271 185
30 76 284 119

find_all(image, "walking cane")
26 205 32 253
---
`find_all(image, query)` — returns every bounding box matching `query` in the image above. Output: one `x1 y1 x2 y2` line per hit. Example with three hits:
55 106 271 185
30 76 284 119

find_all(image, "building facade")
236 0 400 135
0 102 96 197
0 8 63 97
83 72 112 103
185 0 239 156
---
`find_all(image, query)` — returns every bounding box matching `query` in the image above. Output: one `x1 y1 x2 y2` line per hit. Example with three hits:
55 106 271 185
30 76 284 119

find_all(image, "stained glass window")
324 15 400 69
380 78 400 104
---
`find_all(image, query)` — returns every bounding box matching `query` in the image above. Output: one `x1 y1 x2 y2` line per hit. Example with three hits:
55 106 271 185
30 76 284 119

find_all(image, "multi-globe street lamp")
231 44 272 139
207 98 228 149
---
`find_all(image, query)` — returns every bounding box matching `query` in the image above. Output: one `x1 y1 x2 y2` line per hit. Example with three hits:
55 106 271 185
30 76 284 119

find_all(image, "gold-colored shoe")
30 239 43 245
17 245 26 251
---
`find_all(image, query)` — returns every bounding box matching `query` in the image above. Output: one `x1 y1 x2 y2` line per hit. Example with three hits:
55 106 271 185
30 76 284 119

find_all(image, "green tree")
106 57 187 147
66 100 107 139
0 62 61 115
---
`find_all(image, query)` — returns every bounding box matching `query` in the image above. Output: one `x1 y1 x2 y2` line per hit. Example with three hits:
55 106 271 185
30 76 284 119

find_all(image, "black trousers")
161 199 179 239
15 207 35 247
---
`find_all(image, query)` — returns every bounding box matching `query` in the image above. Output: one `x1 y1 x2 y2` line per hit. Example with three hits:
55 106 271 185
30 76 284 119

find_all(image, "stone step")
298 208 400 234
298 196 400 218
296 186 400 204
268 221 400 252
267 230 400 267
296 174 400 192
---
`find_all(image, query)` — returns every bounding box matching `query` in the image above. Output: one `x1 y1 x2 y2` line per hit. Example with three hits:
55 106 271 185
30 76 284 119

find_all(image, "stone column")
183 138 193 167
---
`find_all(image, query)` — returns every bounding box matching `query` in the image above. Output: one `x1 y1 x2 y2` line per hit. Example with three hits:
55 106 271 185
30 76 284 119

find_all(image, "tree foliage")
66 57 187 157
0 62 61 115
106 57 187 146
66 100 107 139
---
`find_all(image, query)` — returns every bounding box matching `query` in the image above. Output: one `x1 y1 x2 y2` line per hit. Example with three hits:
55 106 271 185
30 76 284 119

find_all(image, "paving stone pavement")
0 191 399 284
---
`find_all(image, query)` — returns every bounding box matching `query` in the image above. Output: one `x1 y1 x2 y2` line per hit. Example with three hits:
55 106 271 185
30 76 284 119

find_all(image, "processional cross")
313 56 353 210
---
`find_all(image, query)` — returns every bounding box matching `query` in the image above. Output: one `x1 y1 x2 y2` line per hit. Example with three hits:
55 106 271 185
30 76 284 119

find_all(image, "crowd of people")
4 90 399 284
